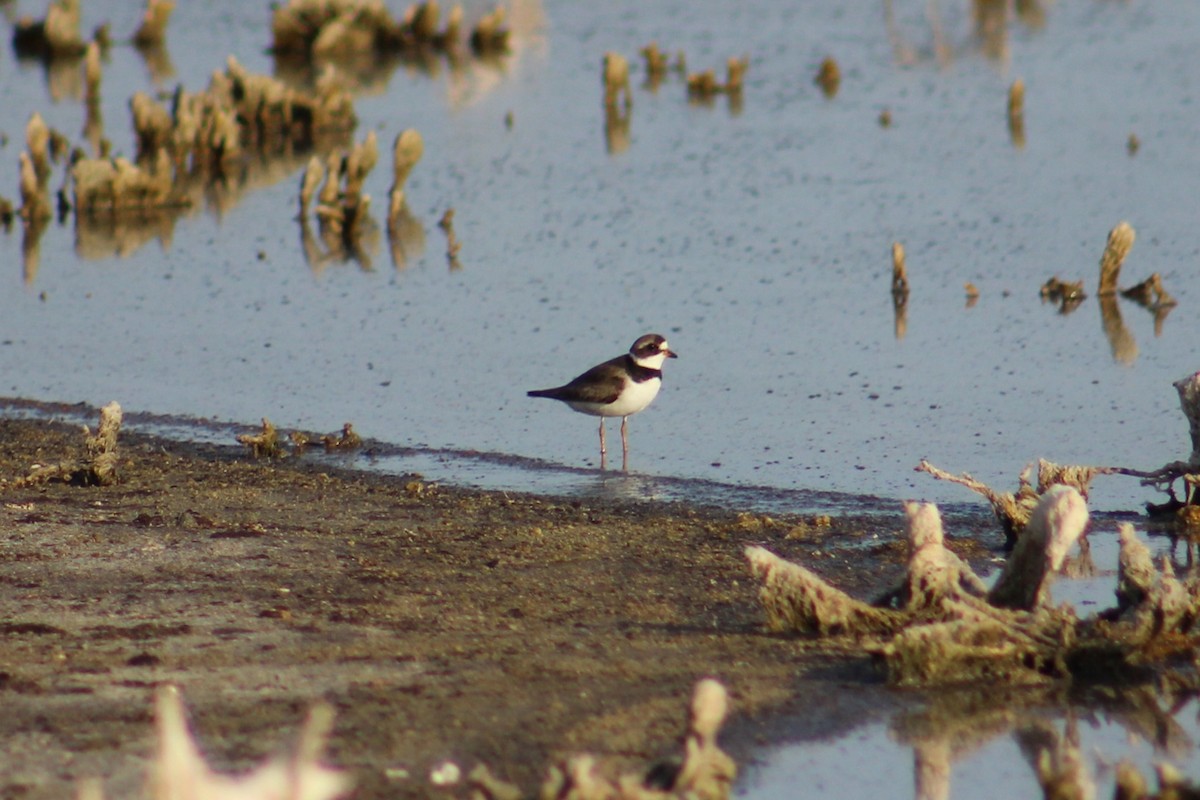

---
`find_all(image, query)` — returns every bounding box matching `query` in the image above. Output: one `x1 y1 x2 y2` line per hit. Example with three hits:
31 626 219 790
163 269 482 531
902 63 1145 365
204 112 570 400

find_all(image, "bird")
527 333 677 469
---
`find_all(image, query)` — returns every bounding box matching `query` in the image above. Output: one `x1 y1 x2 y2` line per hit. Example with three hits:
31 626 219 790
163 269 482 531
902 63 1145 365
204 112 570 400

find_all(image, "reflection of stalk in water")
892 242 909 341
387 204 426 270
136 44 176 85
74 207 179 260
1007 79 1025 149
1099 293 1137 365
603 103 631 155
21 215 48 285
894 683 1197 800
883 0 1045 68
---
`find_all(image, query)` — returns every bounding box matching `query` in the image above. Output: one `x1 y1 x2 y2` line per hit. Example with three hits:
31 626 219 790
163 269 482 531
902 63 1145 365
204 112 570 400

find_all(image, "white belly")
567 376 662 417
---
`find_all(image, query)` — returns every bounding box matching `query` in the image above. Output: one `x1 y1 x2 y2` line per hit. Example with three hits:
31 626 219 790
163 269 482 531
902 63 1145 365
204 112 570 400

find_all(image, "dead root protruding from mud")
747 488 1200 687
8 401 123 487
534 679 735 800
916 458 1116 549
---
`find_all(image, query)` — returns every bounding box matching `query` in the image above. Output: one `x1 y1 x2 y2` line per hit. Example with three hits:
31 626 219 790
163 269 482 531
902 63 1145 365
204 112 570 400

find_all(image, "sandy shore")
0 416 996 798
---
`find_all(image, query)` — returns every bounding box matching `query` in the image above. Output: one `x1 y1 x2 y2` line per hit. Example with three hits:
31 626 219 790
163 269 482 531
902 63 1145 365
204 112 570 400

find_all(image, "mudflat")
0 416 957 798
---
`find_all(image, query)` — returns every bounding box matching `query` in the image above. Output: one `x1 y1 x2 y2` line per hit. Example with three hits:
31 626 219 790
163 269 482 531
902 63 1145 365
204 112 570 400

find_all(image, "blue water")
1 0 1197 516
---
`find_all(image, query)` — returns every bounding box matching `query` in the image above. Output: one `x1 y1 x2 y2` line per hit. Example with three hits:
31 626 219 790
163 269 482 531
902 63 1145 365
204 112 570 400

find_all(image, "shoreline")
0 414 934 798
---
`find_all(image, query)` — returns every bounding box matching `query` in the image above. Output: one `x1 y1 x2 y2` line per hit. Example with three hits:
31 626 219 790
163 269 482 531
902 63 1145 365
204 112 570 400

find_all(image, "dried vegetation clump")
12 0 89 58
270 0 510 61
747 487 1200 687
6 401 124 487
241 419 367 458
296 130 399 269
814 56 840 98
129 56 356 169
132 0 174 48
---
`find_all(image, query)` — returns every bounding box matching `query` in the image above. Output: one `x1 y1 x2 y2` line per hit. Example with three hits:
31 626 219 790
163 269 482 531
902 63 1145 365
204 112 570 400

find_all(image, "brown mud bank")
0 415 961 799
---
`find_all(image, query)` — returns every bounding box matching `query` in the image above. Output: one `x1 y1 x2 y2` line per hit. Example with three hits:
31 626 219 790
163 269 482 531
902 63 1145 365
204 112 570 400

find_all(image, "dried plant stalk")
389 128 424 220
1098 221 1135 295
602 52 631 109
891 242 909 298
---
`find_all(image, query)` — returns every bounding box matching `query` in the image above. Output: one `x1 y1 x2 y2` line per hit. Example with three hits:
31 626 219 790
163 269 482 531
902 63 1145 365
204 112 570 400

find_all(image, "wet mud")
0 416 953 799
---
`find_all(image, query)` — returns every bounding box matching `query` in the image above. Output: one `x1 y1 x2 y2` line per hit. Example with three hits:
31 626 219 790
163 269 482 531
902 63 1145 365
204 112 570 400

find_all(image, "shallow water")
747 698 1200 800
1 0 1197 518
750 525 1200 799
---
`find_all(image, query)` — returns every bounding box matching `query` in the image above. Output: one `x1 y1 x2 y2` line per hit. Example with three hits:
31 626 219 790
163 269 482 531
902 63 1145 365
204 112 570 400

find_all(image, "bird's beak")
665 348 678 359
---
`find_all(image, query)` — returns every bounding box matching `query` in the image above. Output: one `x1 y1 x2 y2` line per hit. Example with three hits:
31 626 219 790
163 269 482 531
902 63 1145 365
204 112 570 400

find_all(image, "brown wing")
527 356 626 404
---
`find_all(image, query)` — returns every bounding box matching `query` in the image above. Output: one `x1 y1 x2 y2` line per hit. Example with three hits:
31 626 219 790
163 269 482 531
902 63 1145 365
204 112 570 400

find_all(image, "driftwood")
916 458 1113 548
920 372 1200 524
747 490 1200 687
1105 371 1200 516
10 401 123 487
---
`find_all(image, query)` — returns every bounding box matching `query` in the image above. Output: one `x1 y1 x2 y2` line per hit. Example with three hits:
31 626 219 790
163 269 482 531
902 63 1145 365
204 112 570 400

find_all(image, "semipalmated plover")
528 333 678 469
